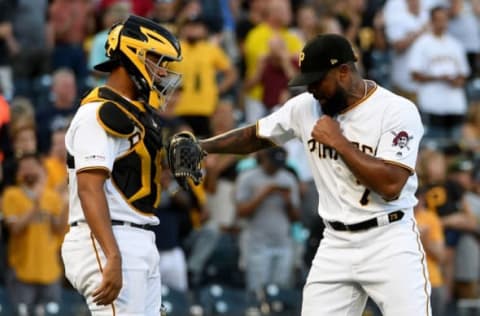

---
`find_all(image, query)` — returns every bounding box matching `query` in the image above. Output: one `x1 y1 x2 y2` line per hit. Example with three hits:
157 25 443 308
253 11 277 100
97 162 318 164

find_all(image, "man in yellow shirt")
2 152 66 316
243 0 302 123
170 15 237 138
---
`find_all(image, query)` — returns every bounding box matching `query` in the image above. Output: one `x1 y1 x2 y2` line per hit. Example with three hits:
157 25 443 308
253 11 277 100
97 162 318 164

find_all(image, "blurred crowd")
0 0 480 315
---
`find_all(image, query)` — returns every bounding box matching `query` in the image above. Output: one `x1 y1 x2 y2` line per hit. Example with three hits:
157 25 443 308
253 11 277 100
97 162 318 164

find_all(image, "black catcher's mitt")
167 131 206 190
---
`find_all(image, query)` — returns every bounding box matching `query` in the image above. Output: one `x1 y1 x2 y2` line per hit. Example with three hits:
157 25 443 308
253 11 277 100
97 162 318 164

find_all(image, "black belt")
70 220 150 230
326 211 404 232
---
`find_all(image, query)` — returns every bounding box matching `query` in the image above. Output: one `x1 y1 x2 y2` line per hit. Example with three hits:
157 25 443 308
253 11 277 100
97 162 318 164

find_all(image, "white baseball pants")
302 216 431 316
62 224 161 315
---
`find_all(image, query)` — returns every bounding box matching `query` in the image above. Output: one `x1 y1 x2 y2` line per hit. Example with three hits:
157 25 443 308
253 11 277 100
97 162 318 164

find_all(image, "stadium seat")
161 285 191 316
198 283 248 316
257 283 302 316
0 286 12 316
457 298 480 316
203 233 244 288
58 288 89 316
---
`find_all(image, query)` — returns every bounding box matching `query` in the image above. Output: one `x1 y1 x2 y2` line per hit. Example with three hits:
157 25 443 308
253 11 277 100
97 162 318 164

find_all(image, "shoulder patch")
97 101 136 137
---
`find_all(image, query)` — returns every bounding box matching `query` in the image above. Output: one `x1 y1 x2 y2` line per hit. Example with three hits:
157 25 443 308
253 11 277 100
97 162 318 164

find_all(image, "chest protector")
81 87 165 214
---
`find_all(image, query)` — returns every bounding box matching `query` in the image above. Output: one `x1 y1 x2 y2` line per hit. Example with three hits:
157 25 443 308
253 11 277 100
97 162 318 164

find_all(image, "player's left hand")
311 115 347 149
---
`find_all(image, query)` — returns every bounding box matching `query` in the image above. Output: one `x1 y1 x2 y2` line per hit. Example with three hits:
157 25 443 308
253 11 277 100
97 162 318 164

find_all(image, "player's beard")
320 84 349 117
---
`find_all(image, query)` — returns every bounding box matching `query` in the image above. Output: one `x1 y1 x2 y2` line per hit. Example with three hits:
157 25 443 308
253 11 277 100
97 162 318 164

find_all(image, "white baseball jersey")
65 101 159 226
62 100 162 315
408 32 470 115
257 83 424 224
260 83 431 316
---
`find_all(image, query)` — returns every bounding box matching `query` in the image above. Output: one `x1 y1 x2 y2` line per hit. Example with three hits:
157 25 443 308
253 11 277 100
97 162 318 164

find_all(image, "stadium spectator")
0 1 16 101
150 0 178 33
465 161 480 231
243 34 298 112
409 6 470 143
283 136 319 239
419 149 478 299
8 97 35 131
235 0 267 47
35 68 78 154
88 2 131 86
6 97 36 160
367 8 391 88
474 0 480 31
290 3 321 44
175 0 203 27
461 101 480 154
447 157 480 299
243 0 302 123
97 0 153 18
2 116 37 189
318 12 344 35
414 187 447 316
235 0 268 79
170 15 237 138
2 152 66 316
216 0 241 64
448 0 480 78
43 127 68 196
10 0 51 104
48 0 95 93
332 1 364 53
150 168 191 293
384 0 429 102
204 99 240 231
182 179 220 290
235 147 300 304
161 121 221 291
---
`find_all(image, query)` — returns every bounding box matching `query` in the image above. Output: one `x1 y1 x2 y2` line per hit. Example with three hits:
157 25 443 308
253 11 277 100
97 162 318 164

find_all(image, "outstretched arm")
200 124 275 154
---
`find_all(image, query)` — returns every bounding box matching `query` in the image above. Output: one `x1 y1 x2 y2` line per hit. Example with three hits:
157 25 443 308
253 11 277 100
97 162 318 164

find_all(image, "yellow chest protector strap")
81 86 147 138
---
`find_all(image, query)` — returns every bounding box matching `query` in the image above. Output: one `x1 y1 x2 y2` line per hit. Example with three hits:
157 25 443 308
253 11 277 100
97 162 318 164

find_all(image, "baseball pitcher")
200 34 430 315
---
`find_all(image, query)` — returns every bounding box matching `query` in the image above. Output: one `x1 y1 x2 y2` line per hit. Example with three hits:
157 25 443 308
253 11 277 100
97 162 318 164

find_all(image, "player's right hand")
311 116 347 150
92 256 123 305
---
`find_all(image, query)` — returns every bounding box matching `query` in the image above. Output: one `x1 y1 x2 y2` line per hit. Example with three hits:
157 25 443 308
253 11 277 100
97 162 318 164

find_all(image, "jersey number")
360 188 370 206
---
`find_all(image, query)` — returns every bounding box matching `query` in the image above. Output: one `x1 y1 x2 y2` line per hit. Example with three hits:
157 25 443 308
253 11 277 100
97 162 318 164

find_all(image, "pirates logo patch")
392 131 413 156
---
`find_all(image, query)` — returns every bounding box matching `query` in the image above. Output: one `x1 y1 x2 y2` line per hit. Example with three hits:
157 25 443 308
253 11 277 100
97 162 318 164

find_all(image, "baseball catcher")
61 14 207 315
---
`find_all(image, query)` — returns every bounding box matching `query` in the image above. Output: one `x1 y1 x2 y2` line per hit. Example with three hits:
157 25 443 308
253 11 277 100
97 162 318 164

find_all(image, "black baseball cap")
288 33 357 87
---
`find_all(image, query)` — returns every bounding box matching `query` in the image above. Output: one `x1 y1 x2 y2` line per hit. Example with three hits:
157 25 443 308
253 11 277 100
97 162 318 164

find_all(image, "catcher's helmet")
94 15 182 110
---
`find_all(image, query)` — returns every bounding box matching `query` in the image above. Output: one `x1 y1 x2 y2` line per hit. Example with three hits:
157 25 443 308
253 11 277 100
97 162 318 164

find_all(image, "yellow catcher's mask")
94 15 182 110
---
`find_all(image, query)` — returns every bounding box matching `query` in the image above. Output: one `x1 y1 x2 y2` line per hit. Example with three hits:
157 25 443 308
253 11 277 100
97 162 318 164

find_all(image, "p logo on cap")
299 52 305 67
